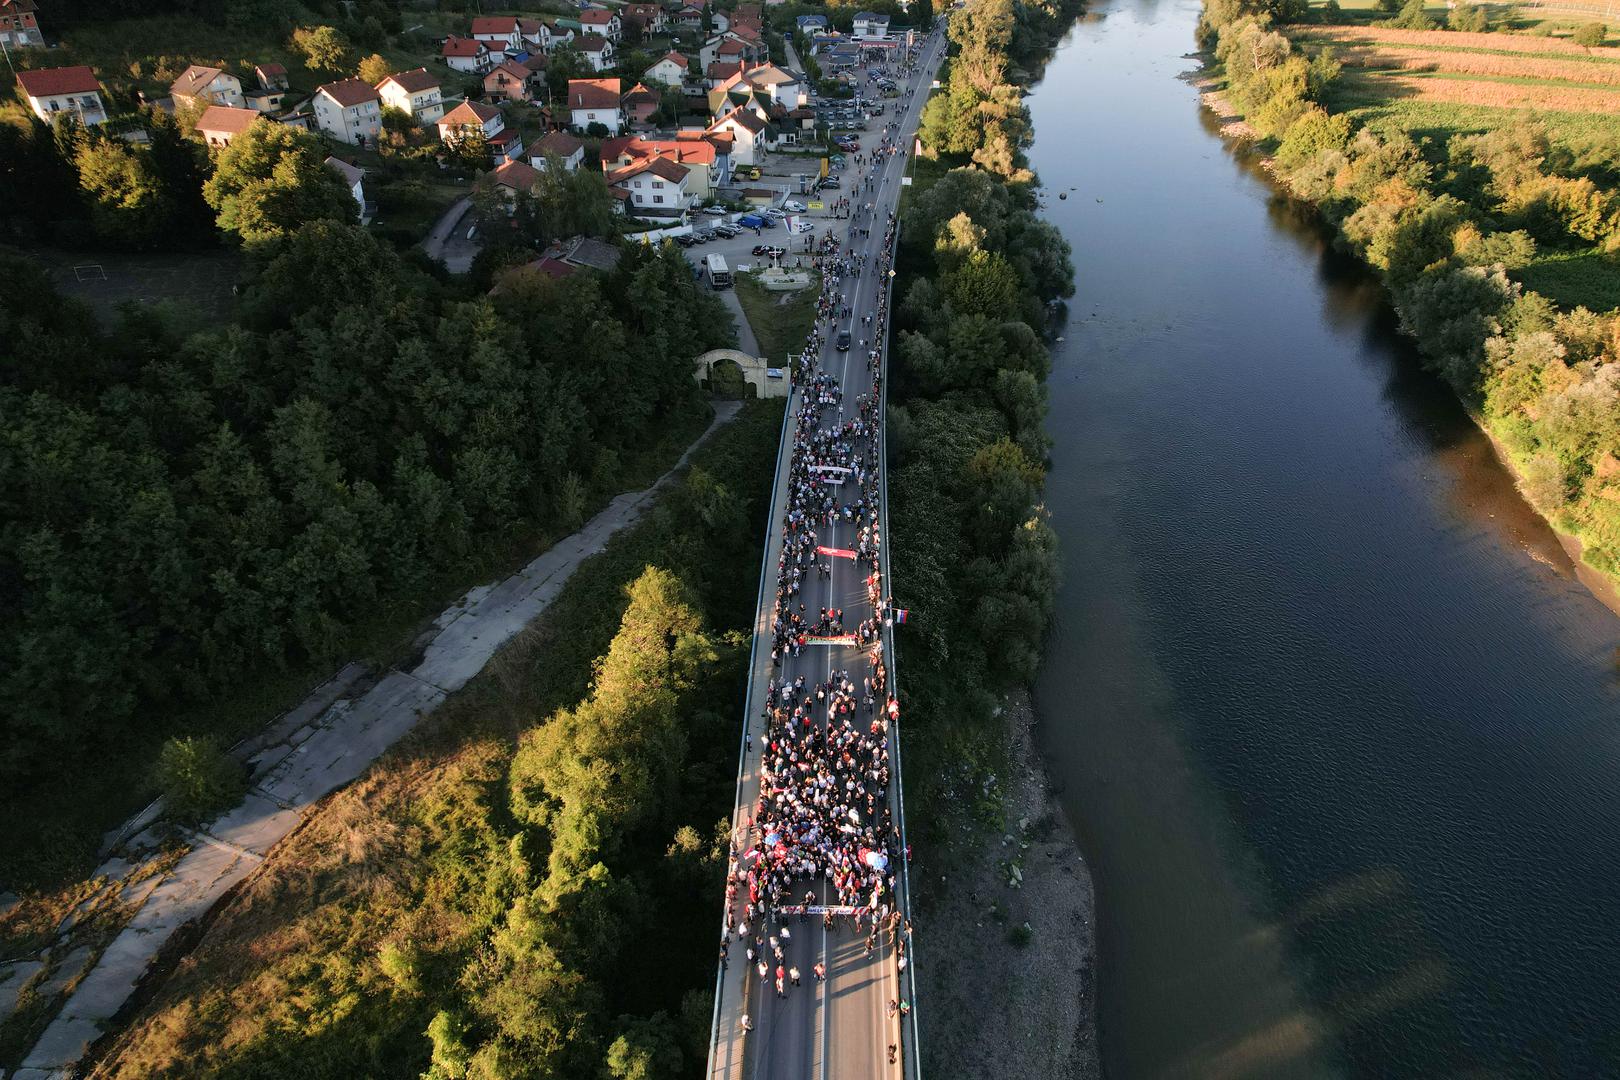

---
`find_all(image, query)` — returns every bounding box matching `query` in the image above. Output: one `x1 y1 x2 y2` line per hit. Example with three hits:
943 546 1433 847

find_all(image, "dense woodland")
1199 0 1620 577
0 113 734 879
890 0 1080 842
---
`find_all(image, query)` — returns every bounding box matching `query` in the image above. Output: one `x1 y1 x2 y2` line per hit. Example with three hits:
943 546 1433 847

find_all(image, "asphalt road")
709 26 948 1080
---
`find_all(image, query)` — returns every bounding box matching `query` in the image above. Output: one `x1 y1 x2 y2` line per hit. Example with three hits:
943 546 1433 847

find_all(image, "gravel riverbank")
915 691 1099 1080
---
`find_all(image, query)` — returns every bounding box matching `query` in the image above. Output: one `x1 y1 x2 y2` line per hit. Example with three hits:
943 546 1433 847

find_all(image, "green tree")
203 121 356 243
154 736 246 823
605 1014 685 1080
74 135 168 248
358 52 393 84
290 25 353 72
1572 22 1607 46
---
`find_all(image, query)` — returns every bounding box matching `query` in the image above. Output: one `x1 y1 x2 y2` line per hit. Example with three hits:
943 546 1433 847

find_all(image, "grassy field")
735 269 823 364
1513 248 1620 309
86 399 786 1080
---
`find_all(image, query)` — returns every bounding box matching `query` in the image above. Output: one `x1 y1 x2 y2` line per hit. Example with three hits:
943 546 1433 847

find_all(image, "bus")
704 253 732 289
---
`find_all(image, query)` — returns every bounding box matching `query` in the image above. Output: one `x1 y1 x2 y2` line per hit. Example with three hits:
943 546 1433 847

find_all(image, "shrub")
1572 22 1607 47
154 736 246 824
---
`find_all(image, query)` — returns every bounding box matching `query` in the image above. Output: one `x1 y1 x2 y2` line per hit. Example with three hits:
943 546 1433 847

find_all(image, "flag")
893 609 909 624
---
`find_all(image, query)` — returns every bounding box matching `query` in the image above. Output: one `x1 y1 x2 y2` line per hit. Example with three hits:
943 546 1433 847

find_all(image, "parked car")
793 222 814 233
715 223 742 236
783 200 806 212
675 234 697 247
738 212 766 228
821 177 840 189
763 207 786 218
701 206 728 216
752 244 787 257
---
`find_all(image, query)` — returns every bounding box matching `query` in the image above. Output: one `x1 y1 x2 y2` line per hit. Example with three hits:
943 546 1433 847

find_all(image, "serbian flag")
893 609 909 624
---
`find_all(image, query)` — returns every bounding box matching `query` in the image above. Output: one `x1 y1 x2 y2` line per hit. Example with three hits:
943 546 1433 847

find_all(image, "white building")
442 36 493 74
566 78 623 134
531 130 586 172
852 11 891 39
576 34 616 72
16 66 107 126
644 51 690 87
171 65 245 110
196 105 261 148
607 154 693 214
325 156 367 221
375 67 443 125
313 78 382 147
437 100 526 163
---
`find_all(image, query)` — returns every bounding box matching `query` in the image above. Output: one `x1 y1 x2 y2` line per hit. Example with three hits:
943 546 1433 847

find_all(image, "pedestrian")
790 965 802 986
814 961 826 982
741 1013 754 1032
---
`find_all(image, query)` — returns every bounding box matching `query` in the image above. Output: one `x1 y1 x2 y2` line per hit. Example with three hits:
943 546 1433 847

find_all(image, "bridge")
706 24 948 1080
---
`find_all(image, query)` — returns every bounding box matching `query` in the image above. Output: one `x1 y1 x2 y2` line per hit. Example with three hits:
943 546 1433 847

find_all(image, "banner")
810 464 852 475
805 635 857 646
817 545 857 559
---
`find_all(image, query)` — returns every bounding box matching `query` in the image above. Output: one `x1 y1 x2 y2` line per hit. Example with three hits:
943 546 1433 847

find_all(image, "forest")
1 141 734 883
1198 0 1620 581
889 0 1080 845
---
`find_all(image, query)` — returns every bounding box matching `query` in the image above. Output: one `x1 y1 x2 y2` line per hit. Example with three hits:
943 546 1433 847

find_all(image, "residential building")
576 33 615 72
171 65 245 110
622 82 660 127
644 51 690 87
325 156 368 221
470 15 522 56
0 0 43 48
312 78 382 146
674 5 705 31
705 60 744 89
853 11 890 39
482 59 536 103
542 19 575 51
578 7 621 41
196 105 261 148
601 132 726 197
375 68 443 125
706 105 768 165
489 158 542 208
711 9 731 33
622 4 667 36
518 18 548 51
17 66 107 126
701 32 765 71
255 63 289 91
438 99 525 162
531 130 585 171
566 77 622 134
795 14 830 33
442 36 493 74
607 154 692 214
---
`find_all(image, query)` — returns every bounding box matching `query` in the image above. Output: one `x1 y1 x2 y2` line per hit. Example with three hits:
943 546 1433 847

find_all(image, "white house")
566 78 623 134
313 78 382 147
576 34 616 72
706 106 768 165
853 11 891 39
607 154 692 214
376 67 444 125
16 66 107 126
531 130 586 172
519 17 549 51
442 36 493 74
195 105 261 148
437 99 525 162
644 51 690 87
325 156 368 222
470 15 522 57
171 65 245 110
578 7 622 41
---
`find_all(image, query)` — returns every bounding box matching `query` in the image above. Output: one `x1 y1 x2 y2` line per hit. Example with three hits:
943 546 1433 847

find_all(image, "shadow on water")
1027 0 1620 1076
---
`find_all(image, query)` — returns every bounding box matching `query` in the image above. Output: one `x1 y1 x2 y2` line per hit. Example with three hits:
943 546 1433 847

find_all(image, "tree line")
1199 0 1620 578
890 0 1080 843
0 216 735 880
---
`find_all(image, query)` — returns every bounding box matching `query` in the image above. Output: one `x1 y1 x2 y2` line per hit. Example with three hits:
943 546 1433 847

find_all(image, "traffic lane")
827 919 900 1079
750 923 821 1080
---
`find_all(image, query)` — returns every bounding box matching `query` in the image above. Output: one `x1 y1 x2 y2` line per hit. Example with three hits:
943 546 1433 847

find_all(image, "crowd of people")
720 32 936 1056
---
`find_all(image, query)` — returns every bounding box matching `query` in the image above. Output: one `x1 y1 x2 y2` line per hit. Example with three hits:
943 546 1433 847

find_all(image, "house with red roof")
566 77 622 134
438 99 525 163
16 66 107 125
442 36 492 74
483 59 538 103
0 0 44 48
576 33 616 72
606 154 693 215
600 132 728 197
376 67 443 124
706 105 770 165
578 6 622 41
313 78 382 146
470 16 522 56
622 4 667 36
644 51 691 87
489 158 542 207
196 105 262 148
622 82 661 128
530 130 586 172
171 64 244 110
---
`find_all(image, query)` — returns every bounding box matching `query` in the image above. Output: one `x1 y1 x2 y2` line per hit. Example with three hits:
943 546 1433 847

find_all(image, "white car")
794 222 814 233
702 206 728 216
782 201 807 212
763 207 787 219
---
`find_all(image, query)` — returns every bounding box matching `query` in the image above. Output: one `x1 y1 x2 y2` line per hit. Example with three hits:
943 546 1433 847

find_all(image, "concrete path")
419 195 476 273
18 403 742 1078
720 287 764 358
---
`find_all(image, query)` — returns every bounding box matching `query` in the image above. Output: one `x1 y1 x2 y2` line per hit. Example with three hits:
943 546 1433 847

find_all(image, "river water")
1026 3 1620 1077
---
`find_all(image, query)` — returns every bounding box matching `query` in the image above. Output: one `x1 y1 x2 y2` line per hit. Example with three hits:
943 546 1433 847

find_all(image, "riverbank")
915 691 1098 1080
1188 71 1620 622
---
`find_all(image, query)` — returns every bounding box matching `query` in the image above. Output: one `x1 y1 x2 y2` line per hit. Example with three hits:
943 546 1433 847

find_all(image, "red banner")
817 545 858 559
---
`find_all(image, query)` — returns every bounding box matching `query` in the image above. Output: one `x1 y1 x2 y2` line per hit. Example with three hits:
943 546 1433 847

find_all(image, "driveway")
420 195 479 274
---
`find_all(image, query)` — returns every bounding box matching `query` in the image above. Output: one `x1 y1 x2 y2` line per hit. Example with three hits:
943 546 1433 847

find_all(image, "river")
1026 2 1620 1077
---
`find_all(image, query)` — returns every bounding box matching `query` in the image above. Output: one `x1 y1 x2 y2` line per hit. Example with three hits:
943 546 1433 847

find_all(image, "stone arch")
693 348 789 399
